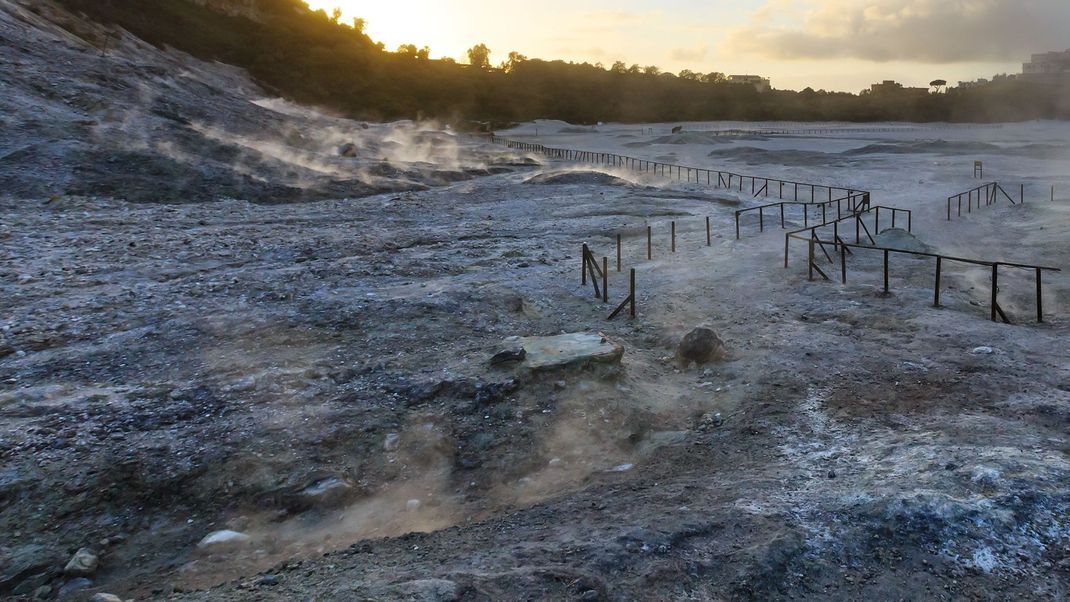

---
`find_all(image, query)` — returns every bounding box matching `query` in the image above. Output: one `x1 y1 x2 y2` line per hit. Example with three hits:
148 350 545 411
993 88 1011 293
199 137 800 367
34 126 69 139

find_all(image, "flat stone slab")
510 332 624 371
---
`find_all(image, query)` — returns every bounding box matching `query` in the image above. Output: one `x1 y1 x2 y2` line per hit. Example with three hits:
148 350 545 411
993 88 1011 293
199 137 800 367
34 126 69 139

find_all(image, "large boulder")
505 333 624 371
675 328 726 368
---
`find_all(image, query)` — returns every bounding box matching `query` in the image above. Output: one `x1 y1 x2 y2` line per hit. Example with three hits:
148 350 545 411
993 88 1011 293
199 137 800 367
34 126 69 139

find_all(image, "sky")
303 0 1070 92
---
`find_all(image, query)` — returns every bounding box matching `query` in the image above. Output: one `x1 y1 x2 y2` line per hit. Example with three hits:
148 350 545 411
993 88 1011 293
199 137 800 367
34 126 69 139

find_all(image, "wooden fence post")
616 234 622 272
581 244 588 284
934 257 941 307
602 257 608 303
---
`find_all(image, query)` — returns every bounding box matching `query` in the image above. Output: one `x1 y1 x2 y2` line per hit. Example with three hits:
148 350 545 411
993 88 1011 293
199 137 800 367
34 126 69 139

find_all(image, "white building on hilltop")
728 75 771 92
1022 50 1070 78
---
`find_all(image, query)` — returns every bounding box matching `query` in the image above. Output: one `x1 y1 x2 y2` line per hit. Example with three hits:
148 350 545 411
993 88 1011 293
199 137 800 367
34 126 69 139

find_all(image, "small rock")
970 346 995 355
196 530 252 552
971 466 1001 488
383 433 401 451
258 574 280 587
33 585 52 600
700 412 724 428
606 463 633 473
579 590 601 601
90 594 123 602
827 470 836 479
406 499 421 512
63 548 98 577
338 143 358 157
489 345 526 366
298 477 354 507
676 328 727 369
231 376 256 392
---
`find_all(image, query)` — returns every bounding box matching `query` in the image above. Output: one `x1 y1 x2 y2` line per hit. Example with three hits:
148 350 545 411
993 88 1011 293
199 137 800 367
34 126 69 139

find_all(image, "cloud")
724 0 1070 63
670 44 709 62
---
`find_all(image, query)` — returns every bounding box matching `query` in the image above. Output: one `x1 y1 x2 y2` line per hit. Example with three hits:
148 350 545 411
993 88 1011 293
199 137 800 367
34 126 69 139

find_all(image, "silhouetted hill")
54 0 1070 123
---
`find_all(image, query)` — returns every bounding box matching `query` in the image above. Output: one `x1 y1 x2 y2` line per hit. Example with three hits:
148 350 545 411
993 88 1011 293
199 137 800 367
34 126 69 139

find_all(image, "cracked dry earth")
3 152 1070 601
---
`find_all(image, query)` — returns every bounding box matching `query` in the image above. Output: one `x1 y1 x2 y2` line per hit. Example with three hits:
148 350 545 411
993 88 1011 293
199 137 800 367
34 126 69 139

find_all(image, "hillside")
0 0 524 203
53 0 1070 124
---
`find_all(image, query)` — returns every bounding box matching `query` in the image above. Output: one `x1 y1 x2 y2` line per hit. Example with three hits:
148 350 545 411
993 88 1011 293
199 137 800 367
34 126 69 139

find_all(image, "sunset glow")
302 0 1069 91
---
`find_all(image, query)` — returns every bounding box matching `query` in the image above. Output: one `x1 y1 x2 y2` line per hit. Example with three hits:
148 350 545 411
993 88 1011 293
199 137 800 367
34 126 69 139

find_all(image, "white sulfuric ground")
500 119 1070 323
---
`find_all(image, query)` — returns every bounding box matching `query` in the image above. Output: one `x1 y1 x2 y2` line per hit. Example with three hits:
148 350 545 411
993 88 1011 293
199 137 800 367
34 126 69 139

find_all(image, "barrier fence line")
498 135 1060 326
784 206 1060 324
680 124 1005 136
582 243 635 319
488 135 869 206
946 182 1019 219
734 192 872 239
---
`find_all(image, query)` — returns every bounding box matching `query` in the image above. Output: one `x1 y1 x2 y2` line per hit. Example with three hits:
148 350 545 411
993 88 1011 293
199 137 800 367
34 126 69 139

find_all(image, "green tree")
467 43 491 69
502 51 527 73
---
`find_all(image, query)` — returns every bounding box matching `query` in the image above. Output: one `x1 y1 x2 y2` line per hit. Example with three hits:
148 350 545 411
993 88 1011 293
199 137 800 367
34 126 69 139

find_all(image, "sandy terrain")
2 1 1070 601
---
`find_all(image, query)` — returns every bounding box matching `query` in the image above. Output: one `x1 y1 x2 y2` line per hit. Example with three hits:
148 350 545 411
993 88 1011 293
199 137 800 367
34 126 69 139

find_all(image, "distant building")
869 80 928 95
956 78 991 89
1023 50 1070 76
728 75 771 92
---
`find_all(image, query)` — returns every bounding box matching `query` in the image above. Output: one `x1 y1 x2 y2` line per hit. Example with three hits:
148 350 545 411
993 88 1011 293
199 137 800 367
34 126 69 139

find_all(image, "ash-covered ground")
3 2 1070 601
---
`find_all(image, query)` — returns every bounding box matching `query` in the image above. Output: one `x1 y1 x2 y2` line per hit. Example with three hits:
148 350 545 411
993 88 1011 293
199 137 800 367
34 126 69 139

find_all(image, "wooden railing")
786 207 1059 324
489 135 867 204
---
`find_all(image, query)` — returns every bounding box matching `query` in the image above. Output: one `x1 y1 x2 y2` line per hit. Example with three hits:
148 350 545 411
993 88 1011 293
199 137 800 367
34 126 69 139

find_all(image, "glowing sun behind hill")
303 1 464 59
